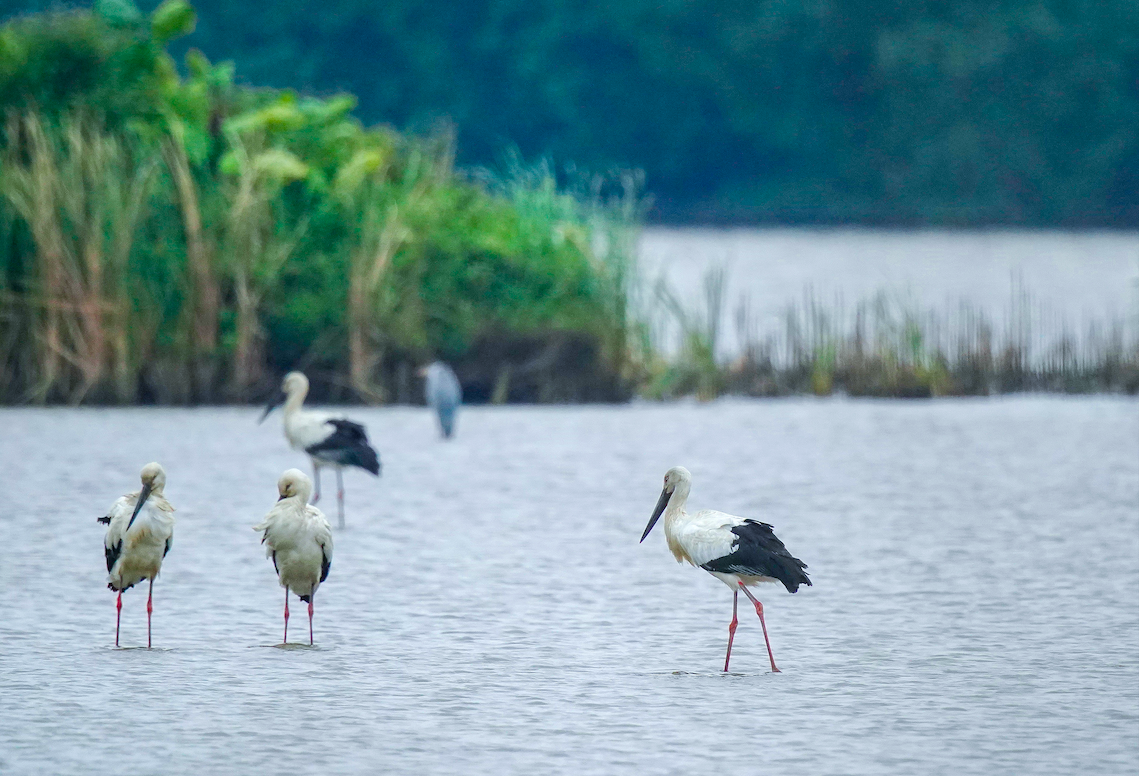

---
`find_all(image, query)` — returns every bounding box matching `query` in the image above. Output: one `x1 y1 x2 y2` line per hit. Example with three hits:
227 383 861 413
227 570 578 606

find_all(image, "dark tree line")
4 0 1137 225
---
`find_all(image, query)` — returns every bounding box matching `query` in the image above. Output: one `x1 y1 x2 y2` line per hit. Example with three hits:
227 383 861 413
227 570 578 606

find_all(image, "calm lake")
1 396 1136 774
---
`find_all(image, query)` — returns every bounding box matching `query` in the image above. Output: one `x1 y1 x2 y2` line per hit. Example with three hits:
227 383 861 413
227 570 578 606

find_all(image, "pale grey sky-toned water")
1 397 1136 774
639 228 1139 355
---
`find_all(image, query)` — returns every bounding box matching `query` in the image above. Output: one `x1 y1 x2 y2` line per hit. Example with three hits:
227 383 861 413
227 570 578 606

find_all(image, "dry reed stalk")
2 113 67 400
347 203 411 402
220 132 308 398
336 142 440 403
163 133 218 389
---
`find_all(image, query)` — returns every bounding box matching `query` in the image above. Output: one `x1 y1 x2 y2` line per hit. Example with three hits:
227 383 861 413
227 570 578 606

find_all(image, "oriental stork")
261 371 381 528
253 469 333 645
97 462 175 648
640 466 811 672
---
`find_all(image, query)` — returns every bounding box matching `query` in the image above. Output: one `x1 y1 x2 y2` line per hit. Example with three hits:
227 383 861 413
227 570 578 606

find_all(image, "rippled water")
2 398 1137 774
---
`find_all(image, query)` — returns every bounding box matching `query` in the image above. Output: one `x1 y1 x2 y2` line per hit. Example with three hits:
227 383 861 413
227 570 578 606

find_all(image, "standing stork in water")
640 466 811 673
261 371 381 528
254 469 333 645
97 462 175 648
421 361 462 439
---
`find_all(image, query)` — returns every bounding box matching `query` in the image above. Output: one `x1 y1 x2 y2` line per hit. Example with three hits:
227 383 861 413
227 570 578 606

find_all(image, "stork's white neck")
663 481 691 533
282 491 311 508
283 385 308 417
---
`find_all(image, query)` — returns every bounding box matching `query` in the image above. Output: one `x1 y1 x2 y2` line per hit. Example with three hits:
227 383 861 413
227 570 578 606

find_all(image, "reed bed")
646 270 1139 399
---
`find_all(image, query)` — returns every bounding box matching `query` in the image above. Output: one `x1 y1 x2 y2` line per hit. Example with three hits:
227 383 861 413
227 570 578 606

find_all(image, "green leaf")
151 0 196 43
95 0 143 27
334 148 389 195
185 48 211 79
253 148 309 181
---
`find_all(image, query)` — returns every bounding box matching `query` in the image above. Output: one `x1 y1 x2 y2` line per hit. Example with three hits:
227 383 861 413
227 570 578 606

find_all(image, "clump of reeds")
0 112 156 403
642 267 727 400
651 267 1139 399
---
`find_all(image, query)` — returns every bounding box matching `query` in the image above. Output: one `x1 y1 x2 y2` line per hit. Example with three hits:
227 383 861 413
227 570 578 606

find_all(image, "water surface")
640 228 1139 353
1 398 1136 774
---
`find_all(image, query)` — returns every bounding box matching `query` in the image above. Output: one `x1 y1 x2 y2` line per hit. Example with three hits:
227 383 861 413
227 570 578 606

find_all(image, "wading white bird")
261 371 381 528
640 466 811 672
97 462 175 648
421 361 462 439
253 469 333 645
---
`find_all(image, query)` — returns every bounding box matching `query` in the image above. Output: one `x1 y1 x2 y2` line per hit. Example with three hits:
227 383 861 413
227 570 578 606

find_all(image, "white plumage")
254 469 334 645
98 462 175 648
262 371 380 528
640 466 811 672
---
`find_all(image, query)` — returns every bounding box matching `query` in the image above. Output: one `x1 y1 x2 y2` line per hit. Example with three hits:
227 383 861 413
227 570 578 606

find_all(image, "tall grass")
1 113 156 403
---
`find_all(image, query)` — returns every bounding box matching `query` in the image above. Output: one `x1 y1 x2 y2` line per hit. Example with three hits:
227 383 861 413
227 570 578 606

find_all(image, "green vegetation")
0 2 641 404
5 0 1132 226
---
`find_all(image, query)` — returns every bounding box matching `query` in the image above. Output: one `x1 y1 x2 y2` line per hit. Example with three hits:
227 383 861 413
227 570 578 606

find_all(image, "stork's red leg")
724 589 739 672
308 597 314 646
115 591 122 647
146 578 154 649
283 586 290 644
740 585 780 673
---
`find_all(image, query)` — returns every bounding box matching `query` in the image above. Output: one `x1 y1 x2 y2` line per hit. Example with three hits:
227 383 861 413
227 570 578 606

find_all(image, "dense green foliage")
0 2 640 404
4 0 1133 225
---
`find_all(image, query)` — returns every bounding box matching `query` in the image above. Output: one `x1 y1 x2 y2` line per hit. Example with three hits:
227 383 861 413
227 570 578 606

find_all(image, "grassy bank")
0 2 642 405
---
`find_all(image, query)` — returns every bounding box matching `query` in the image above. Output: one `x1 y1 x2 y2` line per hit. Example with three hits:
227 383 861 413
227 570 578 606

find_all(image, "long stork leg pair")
281 586 315 645
113 578 156 649
723 585 781 673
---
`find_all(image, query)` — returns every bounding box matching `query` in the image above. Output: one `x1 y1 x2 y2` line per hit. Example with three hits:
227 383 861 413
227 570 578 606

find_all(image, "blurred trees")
2 0 1122 225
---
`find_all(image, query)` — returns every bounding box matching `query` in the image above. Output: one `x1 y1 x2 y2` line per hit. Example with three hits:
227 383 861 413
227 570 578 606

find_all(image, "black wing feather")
306 419 381 475
700 519 812 593
105 539 122 574
320 546 331 583
96 515 111 524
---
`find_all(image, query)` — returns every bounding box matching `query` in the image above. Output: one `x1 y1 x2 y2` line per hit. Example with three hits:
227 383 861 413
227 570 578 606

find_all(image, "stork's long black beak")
260 390 285 423
126 482 153 531
640 487 672 542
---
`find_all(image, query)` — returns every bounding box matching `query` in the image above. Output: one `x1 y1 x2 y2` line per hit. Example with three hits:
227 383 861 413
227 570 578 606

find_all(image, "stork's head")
260 371 309 422
128 461 166 529
662 466 691 492
140 461 167 493
277 468 313 503
640 466 691 542
282 371 309 397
